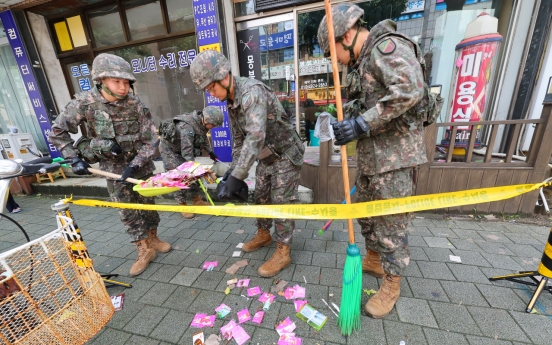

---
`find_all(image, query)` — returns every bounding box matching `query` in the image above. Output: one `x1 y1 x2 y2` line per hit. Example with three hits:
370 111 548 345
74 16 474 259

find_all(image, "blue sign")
193 0 220 46
0 10 60 158
260 30 294 51
193 0 232 162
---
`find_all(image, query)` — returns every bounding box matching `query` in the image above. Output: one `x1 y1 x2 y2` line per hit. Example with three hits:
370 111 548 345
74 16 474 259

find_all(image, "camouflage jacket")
350 19 427 175
159 111 212 161
49 87 157 178
227 76 304 180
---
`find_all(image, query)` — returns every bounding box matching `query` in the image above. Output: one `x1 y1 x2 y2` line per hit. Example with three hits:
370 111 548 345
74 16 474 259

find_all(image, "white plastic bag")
314 112 336 143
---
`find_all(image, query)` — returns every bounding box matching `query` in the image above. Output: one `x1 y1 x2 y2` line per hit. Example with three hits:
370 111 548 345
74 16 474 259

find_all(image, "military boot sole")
242 238 273 253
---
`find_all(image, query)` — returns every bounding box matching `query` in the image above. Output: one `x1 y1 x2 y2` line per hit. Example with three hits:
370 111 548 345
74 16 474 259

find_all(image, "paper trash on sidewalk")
284 285 305 299
278 333 302 345
237 278 250 287
202 261 218 271
251 310 264 324
237 309 251 324
110 293 124 311
235 260 248 267
275 317 296 335
193 331 204 345
215 304 232 319
232 251 241 257
236 243 244 248
296 304 328 331
190 313 216 328
246 286 262 297
449 255 462 263
293 300 308 312
204 334 221 345
258 292 275 303
220 320 237 339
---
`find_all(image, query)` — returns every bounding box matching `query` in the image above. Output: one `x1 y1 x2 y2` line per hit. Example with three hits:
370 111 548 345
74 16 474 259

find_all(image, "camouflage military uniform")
159 110 213 204
228 76 304 244
350 19 426 276
49 86 160 242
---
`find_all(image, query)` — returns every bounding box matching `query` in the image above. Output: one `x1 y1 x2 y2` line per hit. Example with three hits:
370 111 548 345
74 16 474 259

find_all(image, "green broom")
323 0 362 335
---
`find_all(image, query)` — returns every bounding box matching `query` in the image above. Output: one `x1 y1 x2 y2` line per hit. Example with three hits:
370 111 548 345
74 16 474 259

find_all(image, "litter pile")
139 161 216 189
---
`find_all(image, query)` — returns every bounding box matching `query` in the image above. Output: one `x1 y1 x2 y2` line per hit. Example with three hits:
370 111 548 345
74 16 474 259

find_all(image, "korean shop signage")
70 64 92 92
193 0 232 162
0 10 60 158
260 30 294 51
237 29 262 82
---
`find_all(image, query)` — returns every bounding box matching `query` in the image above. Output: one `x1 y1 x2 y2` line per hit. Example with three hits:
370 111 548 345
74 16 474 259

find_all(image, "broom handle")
324 0 355 245
87 167 142 185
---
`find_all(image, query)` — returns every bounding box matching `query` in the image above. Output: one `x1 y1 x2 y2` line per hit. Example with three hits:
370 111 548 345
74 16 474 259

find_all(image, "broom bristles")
338 243 362 335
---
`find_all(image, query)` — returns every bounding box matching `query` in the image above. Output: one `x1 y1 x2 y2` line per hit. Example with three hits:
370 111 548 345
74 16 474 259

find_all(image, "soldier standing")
318 3 427 318
190 50 305 277
159 106 224 219
49 53 171 277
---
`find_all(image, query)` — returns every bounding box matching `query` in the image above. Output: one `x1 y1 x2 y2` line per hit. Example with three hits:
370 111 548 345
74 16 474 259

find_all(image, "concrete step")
31 159 314 204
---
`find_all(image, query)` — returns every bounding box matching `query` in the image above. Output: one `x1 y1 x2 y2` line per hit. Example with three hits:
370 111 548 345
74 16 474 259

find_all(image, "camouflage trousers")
255 157 301 245
106 179 160 242
160 141 202 204
357 167 414 276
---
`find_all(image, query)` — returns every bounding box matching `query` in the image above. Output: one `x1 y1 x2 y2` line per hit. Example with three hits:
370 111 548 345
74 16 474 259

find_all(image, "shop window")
53 16 88 52
103 35 203 127
124 0 165 41
88 4 126 47
166 0 194 33
234 0 256 18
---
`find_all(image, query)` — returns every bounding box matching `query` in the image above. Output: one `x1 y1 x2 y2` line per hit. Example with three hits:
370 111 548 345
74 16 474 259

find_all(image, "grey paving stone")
467 305 530 342
503 243 543 258
325 241 348 254
319 267 343 287
147 264 182 283
428 300 482 335
292 265 321 285
191 270 225 290
170 267 203 286
424 328 470 344
417 261 456 281
404 261 423 278
396 297 438 327
149 309 188 343
422 247 454 262
88 327 132 345
429 227 458 238
409 235 428 247
108 300 146 330
290 250 313 265
476 284 529 312
424 236 454 249
475 241 515 255
447 263 492 284
407 277 450 302
510 310 552 345
161 285 200 311
124 305 170 336
409 225 434 236
440 281 489 307
311 252 337 268
448 238 483 251
451 228 486 241
510 256 543 271
478 231 514 244
451 249 492 267
204 241 231 255
503 232 544 246
346 316 386 345
139 281 178 306
480 253 525 271
466 335 513 345
410 246 429 261
123 278 156 302
187 290 226 313
303 239 327 252
125 334 161 345
453 220 484 230
382 320 427 344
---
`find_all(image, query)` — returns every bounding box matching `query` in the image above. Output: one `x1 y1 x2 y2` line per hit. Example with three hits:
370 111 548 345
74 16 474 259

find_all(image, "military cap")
317 3 364 54
91 53 136 83
190 50 231 90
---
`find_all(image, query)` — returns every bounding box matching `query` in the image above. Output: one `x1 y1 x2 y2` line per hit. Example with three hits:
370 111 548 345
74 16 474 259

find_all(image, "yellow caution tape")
63 181 551 220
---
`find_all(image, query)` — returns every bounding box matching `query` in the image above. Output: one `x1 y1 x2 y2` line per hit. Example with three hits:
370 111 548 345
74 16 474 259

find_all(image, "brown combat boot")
242 228 273 252
258 243 291 277
180 202 194 219
365 273 401 318
192 195 209 206
129 239 157 276
147 229 172 253
362 249 384 278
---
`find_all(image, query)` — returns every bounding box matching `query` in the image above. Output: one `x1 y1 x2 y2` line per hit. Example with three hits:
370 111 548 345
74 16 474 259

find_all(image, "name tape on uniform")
63 181 551 220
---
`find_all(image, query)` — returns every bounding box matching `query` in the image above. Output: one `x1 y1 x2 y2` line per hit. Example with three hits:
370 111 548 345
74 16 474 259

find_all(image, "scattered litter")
258 292 275 303
246 286 262 297
278 333 302 345
236 243 244 248
449 255 462 263
204 334 221 345
487 234 500 241
530 308 538 314
329 293 333 297
303 276 307 284
190 313 216 328
331 302 340 313
276 317 296 335
235 260 248 267
215 304 232 318
262 300 272 311
484 214 497 221
399 341 406 345
284 285 305 299
237 309 251 324
227 278 238 285
294 300 308 312
193 331 204 345
57 309 76 323
232 251 241 257
195 249 200 253
321 299 338 317
415 216 424 219
224 286 231 295
271 279 288 293
296 304 327 331
220 320 237 340
237 278 250 288
363 289 377 296
225 264 240 275
231 325 250 345
235 229 245 234
251 310 264 324
203 261 218 271
110 293 124 311
438 233 449 236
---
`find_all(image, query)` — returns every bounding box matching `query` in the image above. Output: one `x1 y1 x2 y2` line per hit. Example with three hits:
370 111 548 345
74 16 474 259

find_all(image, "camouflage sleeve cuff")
362 107 381 131
231 168 248 181
61 146 78 159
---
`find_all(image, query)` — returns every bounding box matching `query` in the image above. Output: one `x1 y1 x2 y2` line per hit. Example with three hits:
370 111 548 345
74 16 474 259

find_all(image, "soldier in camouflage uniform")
190 50 305 277
318 3 427 318
49 53 171 277
159 106 224 219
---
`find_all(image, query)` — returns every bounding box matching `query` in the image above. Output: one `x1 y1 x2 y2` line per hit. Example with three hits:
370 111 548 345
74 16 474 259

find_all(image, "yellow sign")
199 43 221 53
64 181 550 220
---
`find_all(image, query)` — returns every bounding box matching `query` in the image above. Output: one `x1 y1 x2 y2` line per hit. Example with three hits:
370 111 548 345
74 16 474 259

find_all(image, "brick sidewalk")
1 195 551 345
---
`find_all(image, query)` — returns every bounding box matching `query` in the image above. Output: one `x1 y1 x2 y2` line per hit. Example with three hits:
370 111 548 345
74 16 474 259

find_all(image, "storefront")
231 0 528 149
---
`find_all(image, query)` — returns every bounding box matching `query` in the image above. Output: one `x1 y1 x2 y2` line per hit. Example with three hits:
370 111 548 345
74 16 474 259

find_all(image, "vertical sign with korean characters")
0 10 60 157
193 0 232 162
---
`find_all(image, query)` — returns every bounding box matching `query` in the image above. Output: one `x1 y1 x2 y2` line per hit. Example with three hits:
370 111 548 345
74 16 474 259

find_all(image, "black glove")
110 143 123 156
217 177 248 201
69 157 91 175
222 169 233 181
208 151 218 161
331 116 370 146
119 165 137 182
225 175 243 196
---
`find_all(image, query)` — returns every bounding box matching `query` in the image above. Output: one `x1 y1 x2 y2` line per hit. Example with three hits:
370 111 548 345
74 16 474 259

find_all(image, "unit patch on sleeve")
376 38 396 55
242 93 253 109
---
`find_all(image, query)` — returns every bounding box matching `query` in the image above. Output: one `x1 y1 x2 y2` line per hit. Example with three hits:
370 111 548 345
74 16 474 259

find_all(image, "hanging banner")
237 29 262 82
0 10 60 158
193 0 232 162
260 29 294 51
